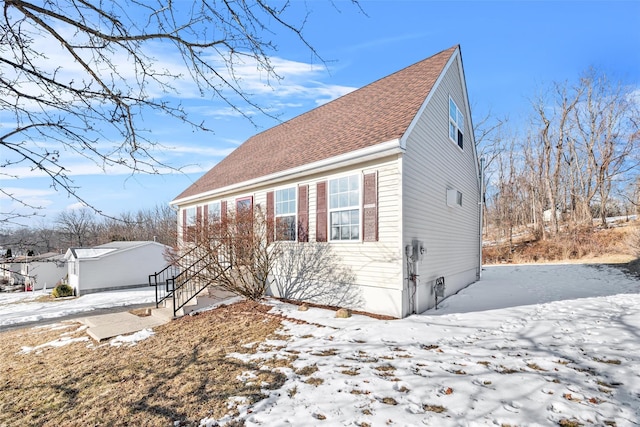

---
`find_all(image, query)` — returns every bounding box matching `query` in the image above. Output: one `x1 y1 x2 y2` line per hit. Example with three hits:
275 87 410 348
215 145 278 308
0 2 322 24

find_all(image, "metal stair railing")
148 246 199 310
149 242 232 318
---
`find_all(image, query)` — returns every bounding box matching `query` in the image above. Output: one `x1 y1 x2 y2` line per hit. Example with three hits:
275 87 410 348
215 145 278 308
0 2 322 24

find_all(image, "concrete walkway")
80 309 171 341
79 288 238 341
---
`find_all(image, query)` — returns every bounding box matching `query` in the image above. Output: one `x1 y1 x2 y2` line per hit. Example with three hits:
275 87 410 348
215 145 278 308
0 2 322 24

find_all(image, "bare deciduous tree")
55 208 95 247
1 0 359 223
574 70 639 227
533 81 583 237
481 68 639 246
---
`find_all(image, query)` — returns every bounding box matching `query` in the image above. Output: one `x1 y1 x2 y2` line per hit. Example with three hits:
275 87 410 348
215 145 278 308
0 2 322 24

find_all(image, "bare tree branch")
1 0 360 223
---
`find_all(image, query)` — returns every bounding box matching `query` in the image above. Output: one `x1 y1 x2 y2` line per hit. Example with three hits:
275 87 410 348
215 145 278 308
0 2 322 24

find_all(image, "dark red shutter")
316 181 327 242
363 172 378 242
196 206 202 223
266 191 274 244
298 185 309 242
220 200 227 225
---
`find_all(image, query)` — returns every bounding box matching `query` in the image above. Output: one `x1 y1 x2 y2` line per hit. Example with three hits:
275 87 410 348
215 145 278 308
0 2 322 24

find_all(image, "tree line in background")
0 204 177 256
478 68 639 250
2 69 638 259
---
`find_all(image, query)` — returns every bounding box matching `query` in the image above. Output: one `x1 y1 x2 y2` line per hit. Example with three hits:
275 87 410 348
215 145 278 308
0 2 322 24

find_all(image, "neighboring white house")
1 258 20 287
64 241 170 296
20 252 66 291
171 45 482 318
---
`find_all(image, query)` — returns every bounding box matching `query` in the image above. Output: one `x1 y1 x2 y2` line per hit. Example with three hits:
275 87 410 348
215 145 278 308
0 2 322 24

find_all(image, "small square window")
447 189 463 207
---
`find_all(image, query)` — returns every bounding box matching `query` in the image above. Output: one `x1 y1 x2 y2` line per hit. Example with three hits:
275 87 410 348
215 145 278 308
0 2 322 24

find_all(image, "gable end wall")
402 54 481 315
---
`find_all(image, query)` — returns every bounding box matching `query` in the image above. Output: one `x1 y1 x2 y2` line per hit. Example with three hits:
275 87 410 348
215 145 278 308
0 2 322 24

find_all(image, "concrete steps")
159 287 236 317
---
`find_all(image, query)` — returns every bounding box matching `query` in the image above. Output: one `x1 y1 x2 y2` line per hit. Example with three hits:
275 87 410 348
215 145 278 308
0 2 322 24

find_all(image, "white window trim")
275 186 297 241
448 96 464 150
328 173 362 242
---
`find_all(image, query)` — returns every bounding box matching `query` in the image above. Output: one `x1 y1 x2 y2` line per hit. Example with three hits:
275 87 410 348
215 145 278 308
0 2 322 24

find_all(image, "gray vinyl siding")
402 54 481 314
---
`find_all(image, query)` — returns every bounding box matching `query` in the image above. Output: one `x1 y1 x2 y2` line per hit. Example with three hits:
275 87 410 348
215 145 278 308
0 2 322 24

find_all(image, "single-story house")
1 258 21 288
64 241 170 296
171 45 482 318
20 252 66 291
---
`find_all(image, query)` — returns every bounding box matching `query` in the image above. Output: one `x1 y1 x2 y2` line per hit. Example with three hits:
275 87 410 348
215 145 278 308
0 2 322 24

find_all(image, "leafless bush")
271 242 363 309
170 205 362 306
172 207 277 301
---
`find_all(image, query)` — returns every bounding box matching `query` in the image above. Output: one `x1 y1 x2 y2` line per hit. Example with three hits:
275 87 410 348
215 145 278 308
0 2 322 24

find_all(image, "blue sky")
2 0 639 228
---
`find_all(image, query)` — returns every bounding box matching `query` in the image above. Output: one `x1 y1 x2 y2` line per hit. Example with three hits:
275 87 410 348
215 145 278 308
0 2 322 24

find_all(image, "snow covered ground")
1 263 639 426
0 286 156 329
213 264 640 427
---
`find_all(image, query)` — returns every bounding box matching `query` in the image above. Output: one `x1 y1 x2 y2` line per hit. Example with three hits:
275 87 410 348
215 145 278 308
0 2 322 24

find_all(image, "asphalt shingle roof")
174 46 457 202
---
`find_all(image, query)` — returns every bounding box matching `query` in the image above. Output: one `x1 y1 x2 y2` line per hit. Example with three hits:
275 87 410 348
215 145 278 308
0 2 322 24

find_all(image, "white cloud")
64 202 87 211
0 187 56 215
0 187 56 200
164 145 235 157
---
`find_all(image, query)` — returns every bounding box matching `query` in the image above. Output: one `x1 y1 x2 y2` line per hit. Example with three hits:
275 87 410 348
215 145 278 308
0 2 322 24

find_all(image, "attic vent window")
449 97 464 150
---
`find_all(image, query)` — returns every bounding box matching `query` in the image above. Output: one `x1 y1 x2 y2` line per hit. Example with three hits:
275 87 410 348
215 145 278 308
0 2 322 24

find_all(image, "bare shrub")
171 206 277 301
171 205 363 307
271 242 363 309
483 223 638 264
628 226 640 257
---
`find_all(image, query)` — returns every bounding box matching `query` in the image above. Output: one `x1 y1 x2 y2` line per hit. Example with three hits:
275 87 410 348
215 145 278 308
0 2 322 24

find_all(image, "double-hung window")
275 187 296 241
207 201 221 221
184 207 196 241
449 97 464 149
329 175 360 241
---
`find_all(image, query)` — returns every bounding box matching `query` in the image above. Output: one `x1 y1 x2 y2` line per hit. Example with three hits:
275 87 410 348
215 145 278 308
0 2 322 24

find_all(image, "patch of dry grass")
295 364 318 377
483 221 639 265
304 377 324 386
423 404 447 413
0 301 286 426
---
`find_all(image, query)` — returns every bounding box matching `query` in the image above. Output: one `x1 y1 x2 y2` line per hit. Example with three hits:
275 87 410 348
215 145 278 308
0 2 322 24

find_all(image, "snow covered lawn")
1 263 638 426
210 264 640 427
